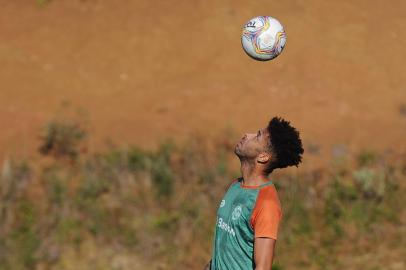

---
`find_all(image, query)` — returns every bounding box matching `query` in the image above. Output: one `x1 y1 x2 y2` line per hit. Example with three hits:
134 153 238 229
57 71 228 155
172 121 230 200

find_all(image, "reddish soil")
1 0 405 169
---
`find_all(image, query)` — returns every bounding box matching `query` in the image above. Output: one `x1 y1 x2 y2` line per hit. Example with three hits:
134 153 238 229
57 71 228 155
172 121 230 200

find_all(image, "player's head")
234 116 304 174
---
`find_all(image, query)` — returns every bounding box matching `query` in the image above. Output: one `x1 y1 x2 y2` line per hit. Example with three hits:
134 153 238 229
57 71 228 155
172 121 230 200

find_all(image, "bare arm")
203 259 211 270
254 237 276 270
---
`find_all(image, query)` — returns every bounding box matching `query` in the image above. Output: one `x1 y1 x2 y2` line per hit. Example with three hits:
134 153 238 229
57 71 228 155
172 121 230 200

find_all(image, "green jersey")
210 177 283 270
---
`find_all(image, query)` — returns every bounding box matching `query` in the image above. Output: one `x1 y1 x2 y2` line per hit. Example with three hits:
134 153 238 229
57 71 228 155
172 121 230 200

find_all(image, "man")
204 116 304 270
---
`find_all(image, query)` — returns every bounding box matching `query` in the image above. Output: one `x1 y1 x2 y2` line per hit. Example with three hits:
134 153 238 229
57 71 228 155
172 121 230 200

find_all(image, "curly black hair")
264 116 304 174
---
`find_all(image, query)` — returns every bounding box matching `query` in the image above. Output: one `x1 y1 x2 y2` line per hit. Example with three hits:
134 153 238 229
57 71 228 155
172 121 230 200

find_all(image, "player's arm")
253 237 276 270
202 259 211 270
250 187 282 270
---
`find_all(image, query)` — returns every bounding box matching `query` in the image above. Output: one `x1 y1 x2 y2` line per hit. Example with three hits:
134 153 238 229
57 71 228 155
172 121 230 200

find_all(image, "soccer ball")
241 16 287 61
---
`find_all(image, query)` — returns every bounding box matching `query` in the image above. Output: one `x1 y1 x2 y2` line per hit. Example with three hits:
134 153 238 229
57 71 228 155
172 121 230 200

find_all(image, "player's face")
234 128 270 159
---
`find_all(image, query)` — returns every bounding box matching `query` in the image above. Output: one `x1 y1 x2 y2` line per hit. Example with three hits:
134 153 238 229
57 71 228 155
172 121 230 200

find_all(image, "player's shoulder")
256 183 282 209
225 177 242 191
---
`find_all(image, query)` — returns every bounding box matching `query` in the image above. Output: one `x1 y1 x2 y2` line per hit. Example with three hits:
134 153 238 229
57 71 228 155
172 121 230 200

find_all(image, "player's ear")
257 152 270 164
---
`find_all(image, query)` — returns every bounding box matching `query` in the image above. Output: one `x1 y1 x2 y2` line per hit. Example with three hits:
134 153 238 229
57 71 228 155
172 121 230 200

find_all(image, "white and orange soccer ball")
241 16 287 61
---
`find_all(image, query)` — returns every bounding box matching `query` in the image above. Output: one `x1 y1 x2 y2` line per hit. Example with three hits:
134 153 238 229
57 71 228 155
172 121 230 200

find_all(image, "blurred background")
0 0 405 269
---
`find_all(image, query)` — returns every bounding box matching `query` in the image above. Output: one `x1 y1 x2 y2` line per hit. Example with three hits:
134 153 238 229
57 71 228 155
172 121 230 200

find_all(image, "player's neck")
240 159 269 186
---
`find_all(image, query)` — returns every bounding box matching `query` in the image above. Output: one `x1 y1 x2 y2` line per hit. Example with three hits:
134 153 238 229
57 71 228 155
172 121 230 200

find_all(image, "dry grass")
0 121 405 270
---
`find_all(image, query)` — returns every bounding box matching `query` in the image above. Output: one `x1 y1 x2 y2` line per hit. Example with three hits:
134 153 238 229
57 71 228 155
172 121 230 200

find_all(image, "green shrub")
38 119 87 161
128 146 149 171
352 168 386 200
357 150 379 167
9 199 40 269
150 142 175 200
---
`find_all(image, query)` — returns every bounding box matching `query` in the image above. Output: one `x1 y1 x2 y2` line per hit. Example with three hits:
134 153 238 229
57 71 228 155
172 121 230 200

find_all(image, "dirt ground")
1 0 405 169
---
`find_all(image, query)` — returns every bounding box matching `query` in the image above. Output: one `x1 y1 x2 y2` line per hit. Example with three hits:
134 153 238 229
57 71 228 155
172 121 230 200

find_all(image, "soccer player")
204 116 304 270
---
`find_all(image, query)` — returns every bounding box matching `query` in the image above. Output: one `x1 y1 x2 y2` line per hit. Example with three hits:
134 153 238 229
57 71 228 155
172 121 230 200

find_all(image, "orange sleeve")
250 185 283 240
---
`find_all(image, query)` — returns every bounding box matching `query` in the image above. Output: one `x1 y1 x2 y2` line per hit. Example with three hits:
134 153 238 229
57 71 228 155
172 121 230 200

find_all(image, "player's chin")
234 145 242 156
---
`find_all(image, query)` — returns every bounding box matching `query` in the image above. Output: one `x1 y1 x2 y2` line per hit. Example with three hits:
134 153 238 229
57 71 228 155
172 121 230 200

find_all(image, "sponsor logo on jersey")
232 205 242 220
220 199 226 208
217 217 235 237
